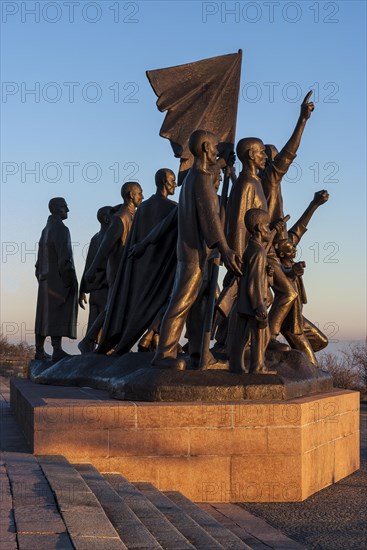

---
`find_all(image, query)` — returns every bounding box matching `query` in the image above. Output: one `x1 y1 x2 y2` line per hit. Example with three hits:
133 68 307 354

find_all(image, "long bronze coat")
35 215 78 338
92 205 134 288
237 238 268 317
99 194 177 353
226 172 268 258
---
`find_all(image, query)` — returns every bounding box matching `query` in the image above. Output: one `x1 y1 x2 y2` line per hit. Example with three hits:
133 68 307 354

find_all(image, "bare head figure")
245 208 270 242
276 238 296 261
264 144 279 164
120 182 144 208
236 138 267 171
189 130 218 165
155 168 176 197
48 197 69 220
97 206 113 227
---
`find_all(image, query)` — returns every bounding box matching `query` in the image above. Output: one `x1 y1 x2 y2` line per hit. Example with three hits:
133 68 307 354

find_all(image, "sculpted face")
279 241 296 260
258 221 271 243
250 142 267 171
57 200 69 220
265 144 278 164
164 171 177 196
131 185 144 208
204 135 218 165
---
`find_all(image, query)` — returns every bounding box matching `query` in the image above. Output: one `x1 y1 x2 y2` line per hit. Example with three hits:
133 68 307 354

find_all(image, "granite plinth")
10 378 359 502
28 350 333 402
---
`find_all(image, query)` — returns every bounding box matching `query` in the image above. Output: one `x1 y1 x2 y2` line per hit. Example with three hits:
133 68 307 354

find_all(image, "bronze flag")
146 50 242 174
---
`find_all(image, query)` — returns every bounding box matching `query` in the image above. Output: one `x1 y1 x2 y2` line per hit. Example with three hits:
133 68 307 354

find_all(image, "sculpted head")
97 206 113 227
120 182 144 208
48 197 69 220
236 138 266 171
155 168 176 197
245 208 271 242
189 130 218 165
276 238 296 260
265 144 278 164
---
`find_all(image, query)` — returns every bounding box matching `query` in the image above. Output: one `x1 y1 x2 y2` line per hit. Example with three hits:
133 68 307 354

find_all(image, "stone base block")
10 378 360 502
28 350 333 402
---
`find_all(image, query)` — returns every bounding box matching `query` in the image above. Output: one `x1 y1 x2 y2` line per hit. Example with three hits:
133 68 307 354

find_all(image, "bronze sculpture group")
35 72 329 374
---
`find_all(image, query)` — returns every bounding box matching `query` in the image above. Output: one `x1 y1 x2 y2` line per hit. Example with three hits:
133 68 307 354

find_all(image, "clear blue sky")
1 0 366 352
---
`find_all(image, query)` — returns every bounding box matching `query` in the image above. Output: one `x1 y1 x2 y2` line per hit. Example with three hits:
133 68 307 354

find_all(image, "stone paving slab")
0 402 75 550
13 504 66 534
1 452 38 466
167 491 267 550
11 481 56 508
1 468 13 506
0 515 17 549
0 539 17 550
135 481 238 550
61 507 124 538
70 535 127 550
75 464 162 549
16 532 74 550
211 504 307 549
1 454 22 550
105 473 196 549
198 504 272 550
37 455 104 510
37 455 127 548
7 467 56 508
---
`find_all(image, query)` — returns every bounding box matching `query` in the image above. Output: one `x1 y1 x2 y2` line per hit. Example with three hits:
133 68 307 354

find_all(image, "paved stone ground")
239 402 367 550
0 376 74 549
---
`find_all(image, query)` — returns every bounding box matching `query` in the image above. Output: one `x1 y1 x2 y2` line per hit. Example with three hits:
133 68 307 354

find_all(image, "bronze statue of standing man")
152 130 242 370
35 197 78 361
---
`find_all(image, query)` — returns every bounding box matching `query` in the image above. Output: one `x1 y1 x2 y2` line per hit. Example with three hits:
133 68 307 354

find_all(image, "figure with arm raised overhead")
219 93 315 354
276 190 330 365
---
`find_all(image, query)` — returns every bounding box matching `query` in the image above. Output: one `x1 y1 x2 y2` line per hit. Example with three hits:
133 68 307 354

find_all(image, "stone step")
135 482 243 550
1 379 74 549
199 503 307 550
75 463 163 549
2 451 74 550
37 455 127 550
165 491 254 550
164 491 253 550
197 503 272 550
104 473 196 549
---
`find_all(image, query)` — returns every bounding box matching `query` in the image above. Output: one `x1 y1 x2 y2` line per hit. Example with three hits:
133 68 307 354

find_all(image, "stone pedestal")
10 378 360 502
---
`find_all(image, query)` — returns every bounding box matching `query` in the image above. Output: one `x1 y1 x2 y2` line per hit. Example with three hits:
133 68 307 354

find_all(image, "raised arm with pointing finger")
260 91 315 238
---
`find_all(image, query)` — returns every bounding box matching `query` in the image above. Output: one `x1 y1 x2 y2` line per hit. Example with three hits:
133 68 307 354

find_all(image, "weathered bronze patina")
32 53 332 401
35 197 78 362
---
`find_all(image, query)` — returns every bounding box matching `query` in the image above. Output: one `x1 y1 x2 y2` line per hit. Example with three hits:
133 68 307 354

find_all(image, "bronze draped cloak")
35 215 78 338
98 194 177 354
